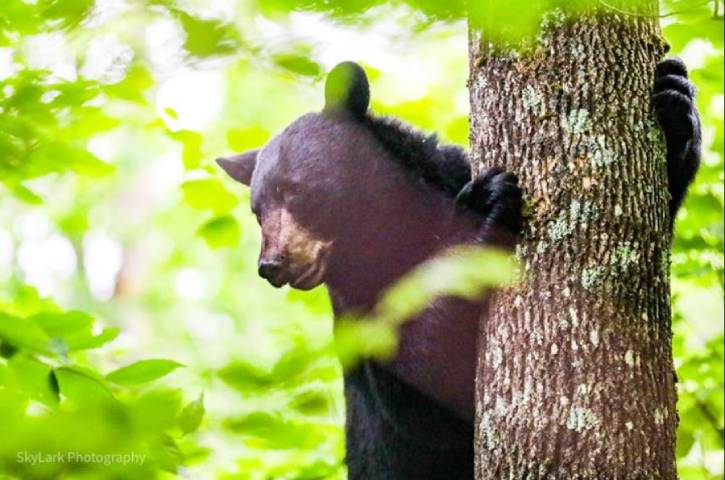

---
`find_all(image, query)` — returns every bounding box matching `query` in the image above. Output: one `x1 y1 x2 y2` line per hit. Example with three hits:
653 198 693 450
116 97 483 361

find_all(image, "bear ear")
216 149 259 186
324 61 370 117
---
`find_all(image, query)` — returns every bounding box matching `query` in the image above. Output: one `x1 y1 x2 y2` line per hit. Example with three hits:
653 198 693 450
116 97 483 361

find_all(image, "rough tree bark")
469 2 678 479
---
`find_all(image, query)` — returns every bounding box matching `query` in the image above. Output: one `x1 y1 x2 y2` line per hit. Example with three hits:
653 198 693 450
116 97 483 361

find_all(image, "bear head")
218 62 402 290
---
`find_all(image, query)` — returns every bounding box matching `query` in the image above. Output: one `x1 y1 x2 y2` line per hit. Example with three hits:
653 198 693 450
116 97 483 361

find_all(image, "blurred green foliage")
336 247 517 369
0 0 721 479
0 285 205 478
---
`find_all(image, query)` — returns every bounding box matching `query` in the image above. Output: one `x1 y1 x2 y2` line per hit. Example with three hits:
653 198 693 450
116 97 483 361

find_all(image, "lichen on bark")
469 2 677 479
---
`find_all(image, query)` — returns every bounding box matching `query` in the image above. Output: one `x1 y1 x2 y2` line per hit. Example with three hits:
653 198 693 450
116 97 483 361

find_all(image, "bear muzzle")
258 258 286 287
257 208 333 290
257 250 330 290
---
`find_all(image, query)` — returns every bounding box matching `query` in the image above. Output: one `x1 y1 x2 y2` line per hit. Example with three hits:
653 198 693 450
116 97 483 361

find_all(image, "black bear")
217 59 700 480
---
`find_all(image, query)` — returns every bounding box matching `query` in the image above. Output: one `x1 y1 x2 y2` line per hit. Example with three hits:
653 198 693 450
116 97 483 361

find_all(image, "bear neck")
324 185 480 314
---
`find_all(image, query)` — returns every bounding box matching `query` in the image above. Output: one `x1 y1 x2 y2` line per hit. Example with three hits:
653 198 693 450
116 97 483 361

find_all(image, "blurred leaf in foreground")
106 359 184 386
336 246 517 369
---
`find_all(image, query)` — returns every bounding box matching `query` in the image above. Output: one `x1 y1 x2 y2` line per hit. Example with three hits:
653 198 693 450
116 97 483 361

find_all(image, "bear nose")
258 259 284 286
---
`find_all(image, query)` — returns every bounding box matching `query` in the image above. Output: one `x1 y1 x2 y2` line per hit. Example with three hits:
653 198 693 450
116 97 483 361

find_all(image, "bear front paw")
653 57 698 142
455 167 523 235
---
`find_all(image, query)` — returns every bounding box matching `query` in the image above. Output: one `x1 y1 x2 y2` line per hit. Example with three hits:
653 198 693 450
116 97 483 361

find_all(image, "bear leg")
652 57 702 220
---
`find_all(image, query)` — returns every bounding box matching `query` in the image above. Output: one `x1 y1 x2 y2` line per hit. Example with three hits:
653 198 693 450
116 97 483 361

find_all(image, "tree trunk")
468 3 678 479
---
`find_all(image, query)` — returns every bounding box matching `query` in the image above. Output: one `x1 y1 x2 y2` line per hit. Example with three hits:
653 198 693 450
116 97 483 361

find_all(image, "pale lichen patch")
547 200 598 242
591 143 618 168
491 345 503 368
522 85 544 110
645 120 667 158
562 108 590 134
538 8 567 47
584 134 619 168
569 306 579 327
571 200 598 223
474 73 489 91
589 329 600 347
515 243 528 261
551 343 559 355
548 216 576 242
566 406 599 432
479 411 499 450
581 266 605 291
611 241 641 269
494 396 508 417
570 42 586 61
624 349 635 367
576 383 591 396
653 407 665 425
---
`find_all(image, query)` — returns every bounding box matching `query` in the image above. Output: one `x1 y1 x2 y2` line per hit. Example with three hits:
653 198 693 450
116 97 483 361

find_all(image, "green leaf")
30 141 115 178
8 183 43 204
224 412 325 449
676 429 696 457
376 246 517 324
333 246 516 368
226 126 269 152
31 310 93 337
65 327 120 351
164 107 179 119
272 53 322 77
169 130 203 169
218 360 274 392
157 433 184 472
8 354 59 406
130 388 184 433
0 312 52 354
271 348 320 381
173 9 241 58
55 367 114 405
334 319 397 370
106 359 183 386
30 311 118 351
105 64 154 103
289 386 330 416
0 387 29 423
42 0 95 29
181 178 239 213
178 393 205 434
197 215 241 248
